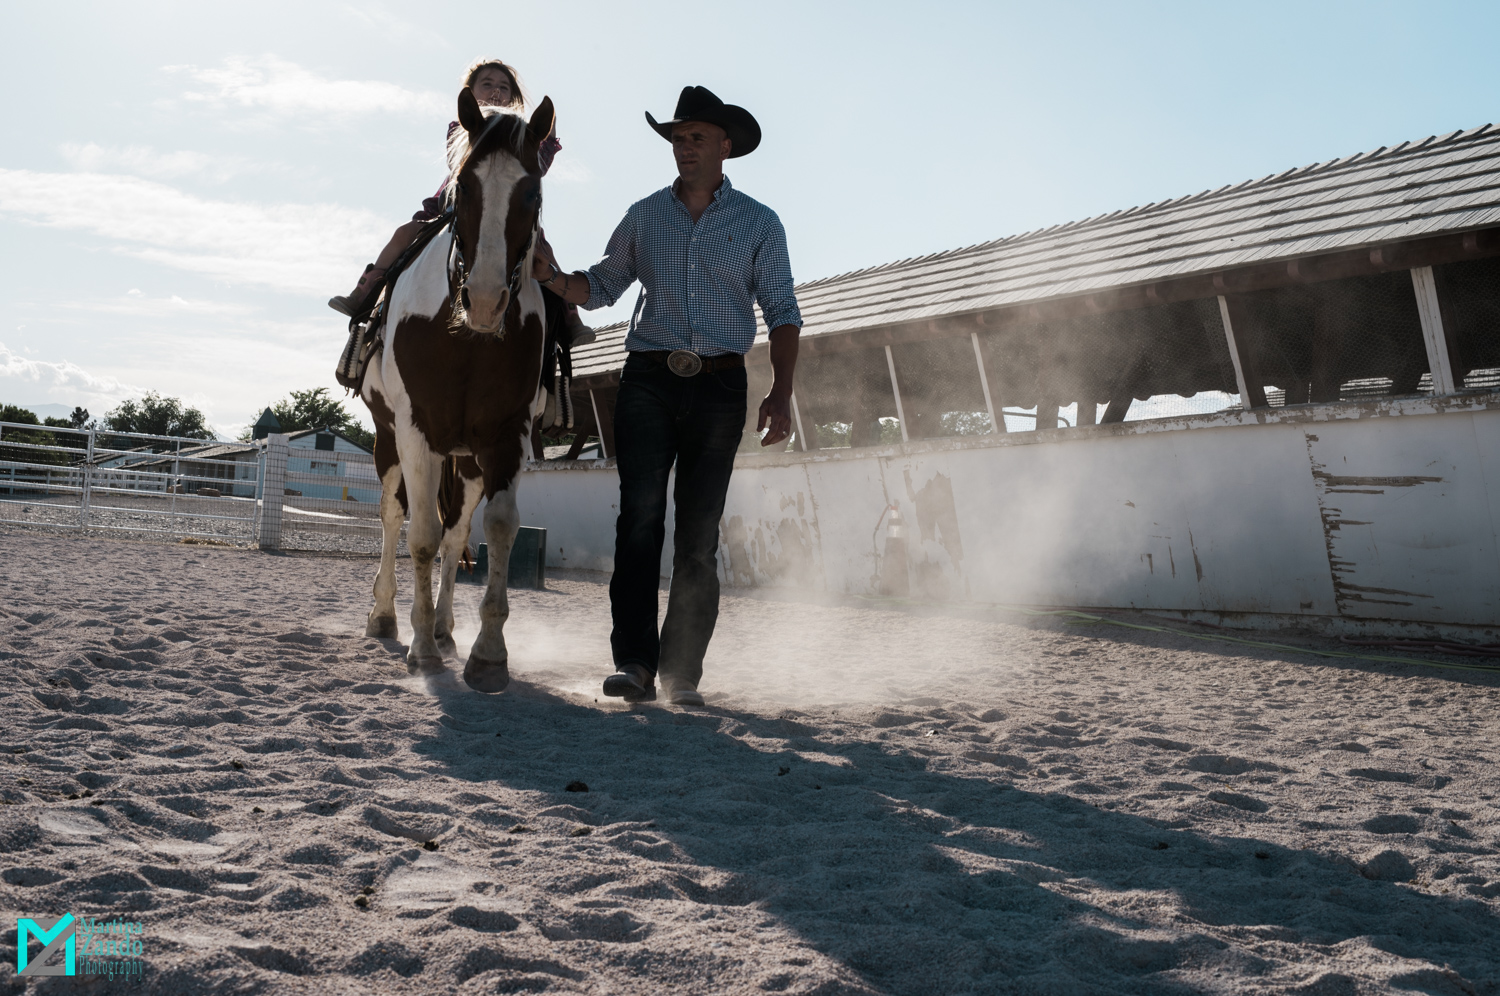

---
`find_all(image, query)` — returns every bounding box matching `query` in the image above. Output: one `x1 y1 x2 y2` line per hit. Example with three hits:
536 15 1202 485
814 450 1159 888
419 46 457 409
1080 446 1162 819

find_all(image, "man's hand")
531 231 558 282
758 324 801 448
757 391 793 448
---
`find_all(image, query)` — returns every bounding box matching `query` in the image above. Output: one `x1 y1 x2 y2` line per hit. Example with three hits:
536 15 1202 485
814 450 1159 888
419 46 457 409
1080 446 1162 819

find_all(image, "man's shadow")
405 672 1500 995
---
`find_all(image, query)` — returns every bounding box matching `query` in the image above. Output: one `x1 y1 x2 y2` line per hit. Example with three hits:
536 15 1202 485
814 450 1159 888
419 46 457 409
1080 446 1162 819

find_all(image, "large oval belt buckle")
666 349 703 377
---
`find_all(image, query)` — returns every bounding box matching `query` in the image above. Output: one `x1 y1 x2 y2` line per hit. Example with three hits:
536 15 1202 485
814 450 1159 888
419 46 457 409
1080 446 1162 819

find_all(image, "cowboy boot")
563 303 596 346
328 264 388 317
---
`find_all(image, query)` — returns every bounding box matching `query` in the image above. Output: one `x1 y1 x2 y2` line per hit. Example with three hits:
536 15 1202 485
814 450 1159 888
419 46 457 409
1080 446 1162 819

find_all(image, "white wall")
512 395 1500 638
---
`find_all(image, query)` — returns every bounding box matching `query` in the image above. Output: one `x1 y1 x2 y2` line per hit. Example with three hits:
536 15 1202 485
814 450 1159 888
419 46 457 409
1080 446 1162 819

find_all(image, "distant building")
282 428 378 503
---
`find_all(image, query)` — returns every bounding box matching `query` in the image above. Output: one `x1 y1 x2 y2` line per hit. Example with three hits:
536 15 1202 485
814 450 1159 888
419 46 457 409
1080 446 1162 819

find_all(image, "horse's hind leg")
365 430 404 639
402 450 447 674
434 464 484 658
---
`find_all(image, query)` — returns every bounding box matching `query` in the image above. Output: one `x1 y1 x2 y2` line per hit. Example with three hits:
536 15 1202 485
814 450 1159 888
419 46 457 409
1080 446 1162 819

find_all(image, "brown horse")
360 88 555 693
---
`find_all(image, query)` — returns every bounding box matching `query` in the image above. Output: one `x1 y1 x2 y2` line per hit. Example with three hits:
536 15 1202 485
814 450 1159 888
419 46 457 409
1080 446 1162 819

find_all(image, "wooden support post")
1035 397 1059 432
1411 266 1459 395
588 388 613 459
1218 295 1269 409
971 332 1001 434
790 393 809 452
884 345 909 443
1076 399 1096 427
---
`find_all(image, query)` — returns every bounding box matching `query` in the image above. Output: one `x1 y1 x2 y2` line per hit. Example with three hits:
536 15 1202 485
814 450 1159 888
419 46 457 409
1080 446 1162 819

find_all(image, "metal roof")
571 123 1500 381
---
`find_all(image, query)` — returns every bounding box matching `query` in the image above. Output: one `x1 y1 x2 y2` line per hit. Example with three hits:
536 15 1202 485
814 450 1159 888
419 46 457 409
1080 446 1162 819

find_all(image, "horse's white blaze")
463 154 528 331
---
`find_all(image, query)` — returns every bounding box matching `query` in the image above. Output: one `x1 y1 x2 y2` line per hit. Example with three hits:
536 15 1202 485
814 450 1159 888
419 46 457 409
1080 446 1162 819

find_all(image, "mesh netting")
1234 271 1431 405
979 297 1240 427
888 337 992 440
1434 256 1500 391
786 346 900 449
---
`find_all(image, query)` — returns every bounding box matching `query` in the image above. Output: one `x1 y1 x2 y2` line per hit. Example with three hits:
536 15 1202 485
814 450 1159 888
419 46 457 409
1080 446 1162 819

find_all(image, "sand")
2 529 1499 995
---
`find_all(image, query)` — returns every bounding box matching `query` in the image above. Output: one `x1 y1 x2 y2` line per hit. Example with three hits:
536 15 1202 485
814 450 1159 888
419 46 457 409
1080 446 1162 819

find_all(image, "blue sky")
2 0 1497 438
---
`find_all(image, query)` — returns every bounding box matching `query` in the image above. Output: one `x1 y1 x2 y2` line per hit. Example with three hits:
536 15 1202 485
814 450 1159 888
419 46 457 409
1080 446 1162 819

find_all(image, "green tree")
104 392 214 439
0 404 68 465
240 388 374 450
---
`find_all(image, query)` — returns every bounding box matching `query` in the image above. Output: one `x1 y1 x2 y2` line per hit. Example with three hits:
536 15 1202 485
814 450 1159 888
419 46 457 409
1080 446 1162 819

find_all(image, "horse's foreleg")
402 451 446 674
463 480 520 693
365 462 404 639
434 470 484 658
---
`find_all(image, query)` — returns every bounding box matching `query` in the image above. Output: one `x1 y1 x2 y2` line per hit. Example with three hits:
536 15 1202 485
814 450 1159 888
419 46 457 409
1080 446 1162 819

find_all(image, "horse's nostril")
460 287 472 312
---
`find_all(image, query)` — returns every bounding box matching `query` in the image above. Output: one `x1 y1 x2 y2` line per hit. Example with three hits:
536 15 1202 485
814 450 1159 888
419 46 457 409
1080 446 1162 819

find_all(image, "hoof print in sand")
1206 790 1269 813
345 941 424 977
538 909 650 943
1360 848 1416 881
363 804 452 843
230 944 317 975
448 905 521 933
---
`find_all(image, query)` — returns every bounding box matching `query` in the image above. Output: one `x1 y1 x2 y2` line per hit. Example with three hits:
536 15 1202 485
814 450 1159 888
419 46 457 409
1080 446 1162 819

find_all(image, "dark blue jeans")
610 352 747 687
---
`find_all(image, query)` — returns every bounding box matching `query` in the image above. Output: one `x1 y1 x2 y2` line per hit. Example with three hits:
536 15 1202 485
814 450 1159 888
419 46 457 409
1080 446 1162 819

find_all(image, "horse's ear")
458 86 485 138
527 97 556 148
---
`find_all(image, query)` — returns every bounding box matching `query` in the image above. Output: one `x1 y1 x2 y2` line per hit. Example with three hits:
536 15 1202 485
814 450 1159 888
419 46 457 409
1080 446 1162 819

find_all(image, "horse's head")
447 88 555 335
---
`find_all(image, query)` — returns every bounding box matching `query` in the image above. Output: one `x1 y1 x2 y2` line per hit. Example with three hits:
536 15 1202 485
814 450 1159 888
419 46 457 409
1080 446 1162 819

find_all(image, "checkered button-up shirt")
582 176 803 356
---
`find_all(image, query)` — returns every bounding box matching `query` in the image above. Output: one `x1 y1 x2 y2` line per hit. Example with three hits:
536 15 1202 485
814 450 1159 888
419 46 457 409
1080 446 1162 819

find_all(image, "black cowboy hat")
645 86 761 158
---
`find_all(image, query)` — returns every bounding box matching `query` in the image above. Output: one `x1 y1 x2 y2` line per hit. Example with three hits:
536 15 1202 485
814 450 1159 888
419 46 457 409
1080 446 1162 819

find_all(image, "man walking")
533 85 802 706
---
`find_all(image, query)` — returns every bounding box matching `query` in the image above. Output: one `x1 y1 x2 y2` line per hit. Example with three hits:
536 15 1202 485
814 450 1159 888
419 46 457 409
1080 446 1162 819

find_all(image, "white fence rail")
0 421 261 543
0 423 398 553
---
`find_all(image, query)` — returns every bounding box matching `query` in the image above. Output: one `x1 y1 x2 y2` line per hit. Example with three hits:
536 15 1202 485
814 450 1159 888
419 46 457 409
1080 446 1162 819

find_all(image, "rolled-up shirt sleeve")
583 209 639 311
752 215 803 331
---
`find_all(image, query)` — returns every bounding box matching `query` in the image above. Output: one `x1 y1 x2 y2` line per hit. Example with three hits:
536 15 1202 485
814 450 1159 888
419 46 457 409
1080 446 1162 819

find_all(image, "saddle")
335 214 453 391
334 214 575 432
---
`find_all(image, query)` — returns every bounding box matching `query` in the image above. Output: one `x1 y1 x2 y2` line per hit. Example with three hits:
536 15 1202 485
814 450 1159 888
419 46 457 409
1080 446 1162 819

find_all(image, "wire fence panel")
791 345 903 449
268 439 403 555
0 422 261 546
1434 255 1500 392
978 297 1241 429
1233 272 1434 406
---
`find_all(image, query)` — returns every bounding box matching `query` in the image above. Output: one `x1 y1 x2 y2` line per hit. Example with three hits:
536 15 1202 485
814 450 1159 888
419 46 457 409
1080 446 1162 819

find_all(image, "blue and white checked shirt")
582 177 803 356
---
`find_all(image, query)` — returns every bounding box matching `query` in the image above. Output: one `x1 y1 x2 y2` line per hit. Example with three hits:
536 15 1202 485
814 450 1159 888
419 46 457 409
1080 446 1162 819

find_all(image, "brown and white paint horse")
360 88 554 693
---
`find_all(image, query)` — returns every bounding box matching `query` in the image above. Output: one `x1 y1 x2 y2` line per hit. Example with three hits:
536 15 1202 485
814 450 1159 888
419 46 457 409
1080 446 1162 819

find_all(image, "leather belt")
634 350 745 376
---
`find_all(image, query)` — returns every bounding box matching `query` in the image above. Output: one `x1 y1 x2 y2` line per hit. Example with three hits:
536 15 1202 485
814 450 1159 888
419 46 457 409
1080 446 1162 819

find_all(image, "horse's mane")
445 106 528 200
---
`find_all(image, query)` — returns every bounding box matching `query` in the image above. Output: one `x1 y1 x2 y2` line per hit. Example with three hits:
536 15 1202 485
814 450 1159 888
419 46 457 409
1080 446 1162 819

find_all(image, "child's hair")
462 58 526 110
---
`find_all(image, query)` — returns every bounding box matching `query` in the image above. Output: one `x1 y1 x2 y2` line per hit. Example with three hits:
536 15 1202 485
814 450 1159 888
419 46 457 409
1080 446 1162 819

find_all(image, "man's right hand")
531 232 558 282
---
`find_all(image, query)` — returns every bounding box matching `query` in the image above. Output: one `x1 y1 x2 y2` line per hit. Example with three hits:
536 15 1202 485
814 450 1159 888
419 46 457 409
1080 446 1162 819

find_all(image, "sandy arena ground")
2 529 1500 995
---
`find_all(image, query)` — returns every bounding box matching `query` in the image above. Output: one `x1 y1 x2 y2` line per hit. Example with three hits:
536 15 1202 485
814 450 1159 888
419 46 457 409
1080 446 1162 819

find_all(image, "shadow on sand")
398 666 1500 996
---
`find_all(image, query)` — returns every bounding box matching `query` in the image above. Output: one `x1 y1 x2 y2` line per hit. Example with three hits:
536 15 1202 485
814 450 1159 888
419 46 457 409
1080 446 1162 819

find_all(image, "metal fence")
0 425 402 554
0 421 262 543
258 433 403 555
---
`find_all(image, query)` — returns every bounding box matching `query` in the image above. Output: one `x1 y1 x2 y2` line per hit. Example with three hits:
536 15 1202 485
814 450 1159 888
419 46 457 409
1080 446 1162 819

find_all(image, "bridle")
447 188 538 335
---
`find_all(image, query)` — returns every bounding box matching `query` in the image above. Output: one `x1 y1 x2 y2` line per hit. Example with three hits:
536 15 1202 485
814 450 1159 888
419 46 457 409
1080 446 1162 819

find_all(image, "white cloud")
165 55 447 123
545 158 593 184
0 340 145 412
0 168 390 296
338 5 450 47
58 290 245 318
59 142 253 183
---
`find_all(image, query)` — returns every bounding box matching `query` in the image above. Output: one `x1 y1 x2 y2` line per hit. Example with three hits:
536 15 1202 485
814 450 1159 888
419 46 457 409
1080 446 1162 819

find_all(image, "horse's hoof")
463 655 510 694
435 632 458 659
406 654 446 676
366 615 398 639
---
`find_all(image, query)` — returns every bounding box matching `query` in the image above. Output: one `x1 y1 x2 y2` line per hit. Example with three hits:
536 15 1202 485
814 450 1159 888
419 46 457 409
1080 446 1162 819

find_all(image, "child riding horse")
328 57 591 346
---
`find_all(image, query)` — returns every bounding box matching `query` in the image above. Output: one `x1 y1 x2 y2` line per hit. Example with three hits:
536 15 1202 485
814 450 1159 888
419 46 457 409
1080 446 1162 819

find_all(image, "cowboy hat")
645 86 761 158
